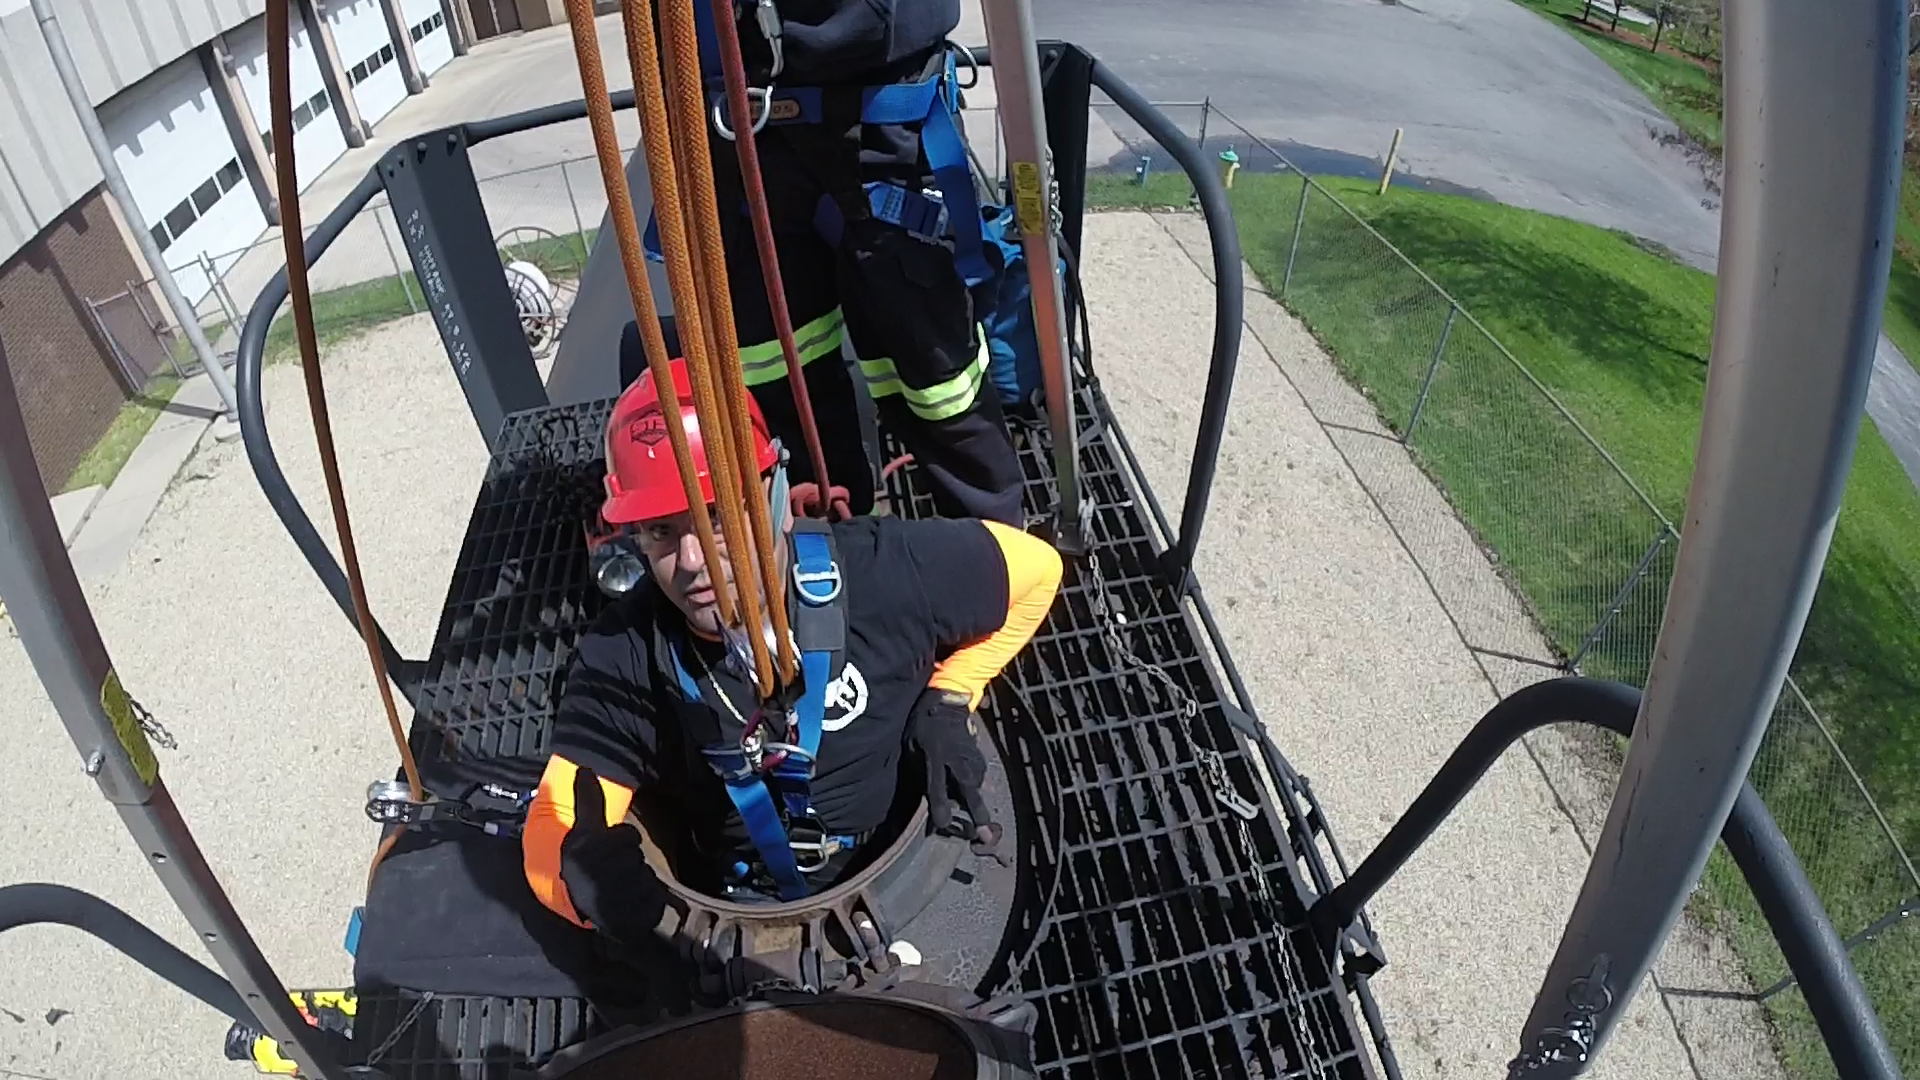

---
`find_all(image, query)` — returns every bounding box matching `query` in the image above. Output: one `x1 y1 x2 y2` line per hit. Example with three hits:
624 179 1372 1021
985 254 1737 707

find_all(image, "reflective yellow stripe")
860 346 989 422
857 356 905 399
739 308 846 387
900 348 989 422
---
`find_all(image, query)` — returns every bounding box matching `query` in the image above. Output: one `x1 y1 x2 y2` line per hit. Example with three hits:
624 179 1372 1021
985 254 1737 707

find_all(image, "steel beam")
979 0 1084 552
1509 1 1907 1073
380 127 550 441
0 340 348 1080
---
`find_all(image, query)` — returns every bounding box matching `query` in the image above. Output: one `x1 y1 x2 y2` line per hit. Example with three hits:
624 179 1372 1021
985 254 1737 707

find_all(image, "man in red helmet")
523 359 1060 936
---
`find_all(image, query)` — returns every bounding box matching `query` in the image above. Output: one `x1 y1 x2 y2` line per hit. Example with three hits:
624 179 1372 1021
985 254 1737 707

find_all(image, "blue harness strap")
667 525 848 902
705 57 993 289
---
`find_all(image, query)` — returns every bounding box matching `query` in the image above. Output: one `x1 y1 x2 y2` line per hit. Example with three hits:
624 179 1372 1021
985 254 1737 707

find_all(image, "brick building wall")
0 187 143 491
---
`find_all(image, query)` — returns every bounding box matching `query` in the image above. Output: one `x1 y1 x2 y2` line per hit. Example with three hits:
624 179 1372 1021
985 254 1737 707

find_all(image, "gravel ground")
0 315 487 1080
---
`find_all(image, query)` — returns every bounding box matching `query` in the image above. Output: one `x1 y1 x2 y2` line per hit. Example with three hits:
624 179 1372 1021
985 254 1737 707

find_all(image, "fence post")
560 160 588 264
1567 526 1673 673
127 279 188 379
1196 96 1211 151
374 206 419 315
1403 304 1456 443
1280 172 1310 298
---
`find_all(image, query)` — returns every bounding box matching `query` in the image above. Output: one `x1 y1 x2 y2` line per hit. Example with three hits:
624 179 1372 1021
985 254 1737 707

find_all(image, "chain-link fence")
1086 98 1920 1076
88 146 622 393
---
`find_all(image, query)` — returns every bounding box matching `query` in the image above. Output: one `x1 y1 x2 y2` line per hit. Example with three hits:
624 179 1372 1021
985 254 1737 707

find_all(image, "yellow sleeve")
522 754 635 928
927 520 1064 709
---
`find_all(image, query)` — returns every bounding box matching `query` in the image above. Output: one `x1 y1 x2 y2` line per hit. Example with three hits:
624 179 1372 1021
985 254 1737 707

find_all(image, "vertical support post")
1566 527 1671 673
31 0 238 418
441 0 472 55
1378 126 1403 196
1403 304 1455 443
561 159 589 265
295 0 371 146
127 281 189 380
0 339 350 1080
1280 172 1310 298
201 37 282 226
380 127 548 439
1196 95 1211 151
1510 1 1906 1074
376 0 429 94
373 205 419 314
980 0 1083 552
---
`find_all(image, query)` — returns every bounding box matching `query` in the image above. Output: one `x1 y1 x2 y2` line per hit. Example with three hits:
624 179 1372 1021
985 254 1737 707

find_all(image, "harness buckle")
787 816 849 874
713 86 775 141
792 560 843 605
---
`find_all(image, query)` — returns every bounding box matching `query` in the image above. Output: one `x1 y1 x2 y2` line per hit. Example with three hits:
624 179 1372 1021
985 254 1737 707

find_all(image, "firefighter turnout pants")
706 92 1025 526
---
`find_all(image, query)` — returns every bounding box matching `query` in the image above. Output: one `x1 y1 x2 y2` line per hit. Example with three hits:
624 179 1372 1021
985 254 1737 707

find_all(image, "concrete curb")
65 372 225 583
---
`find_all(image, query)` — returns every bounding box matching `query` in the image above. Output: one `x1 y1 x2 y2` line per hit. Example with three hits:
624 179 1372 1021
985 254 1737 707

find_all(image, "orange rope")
620 0 776 694
658 3 795 683
561 0 731 629
705 0 836 516
265 0 419 804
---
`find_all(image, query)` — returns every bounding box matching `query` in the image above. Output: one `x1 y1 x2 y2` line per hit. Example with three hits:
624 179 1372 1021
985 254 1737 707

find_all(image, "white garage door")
229 5 349 195
403 0 453 76
325 0 408 126
100 54 268 305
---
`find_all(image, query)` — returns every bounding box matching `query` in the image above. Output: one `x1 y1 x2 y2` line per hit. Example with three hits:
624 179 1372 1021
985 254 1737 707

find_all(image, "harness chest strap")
645 54 992 288
668 520 848 901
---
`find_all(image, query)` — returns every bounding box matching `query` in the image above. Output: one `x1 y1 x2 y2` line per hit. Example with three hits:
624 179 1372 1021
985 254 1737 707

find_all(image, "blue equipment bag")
979 205 1046 415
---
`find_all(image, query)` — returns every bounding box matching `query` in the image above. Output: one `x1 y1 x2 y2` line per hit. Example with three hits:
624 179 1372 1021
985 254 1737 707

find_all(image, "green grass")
61 375 184 493
1144 170 1920 1077
1511 0 1723 152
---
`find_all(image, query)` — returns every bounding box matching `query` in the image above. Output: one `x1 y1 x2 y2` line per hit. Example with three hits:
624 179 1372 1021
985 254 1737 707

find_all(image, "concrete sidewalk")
62 373 230 584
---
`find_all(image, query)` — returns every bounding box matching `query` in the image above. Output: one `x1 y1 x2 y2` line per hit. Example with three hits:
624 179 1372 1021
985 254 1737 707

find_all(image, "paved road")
1032 0 1920 488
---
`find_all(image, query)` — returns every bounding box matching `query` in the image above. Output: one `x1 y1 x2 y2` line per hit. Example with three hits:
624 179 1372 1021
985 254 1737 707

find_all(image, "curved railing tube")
233 168 422 703
0 884 259 1029
1307 677 1901 1080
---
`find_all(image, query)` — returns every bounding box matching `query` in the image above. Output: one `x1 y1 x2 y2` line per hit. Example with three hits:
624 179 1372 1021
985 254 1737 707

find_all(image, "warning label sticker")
1012 162 1045 236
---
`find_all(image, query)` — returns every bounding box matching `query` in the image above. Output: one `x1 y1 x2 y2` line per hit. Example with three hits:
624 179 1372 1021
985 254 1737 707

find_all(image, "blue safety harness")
643 13 992 290
662 520 850 901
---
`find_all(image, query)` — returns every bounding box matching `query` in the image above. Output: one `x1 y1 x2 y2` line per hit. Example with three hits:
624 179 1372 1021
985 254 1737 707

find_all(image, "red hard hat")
602 358 779 525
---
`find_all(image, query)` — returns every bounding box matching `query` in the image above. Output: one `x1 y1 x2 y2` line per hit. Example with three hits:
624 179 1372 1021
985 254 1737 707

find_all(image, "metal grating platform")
887 390 1369 1080
351 383 1371 1079
407 405 615 781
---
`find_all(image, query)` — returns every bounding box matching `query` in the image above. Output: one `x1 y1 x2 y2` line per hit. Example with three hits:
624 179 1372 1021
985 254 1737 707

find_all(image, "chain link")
363 991 435 1066
126 695 177 751
1084 549 1327 1080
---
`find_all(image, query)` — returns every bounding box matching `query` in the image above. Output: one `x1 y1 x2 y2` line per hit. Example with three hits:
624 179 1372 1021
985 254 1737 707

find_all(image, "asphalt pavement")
1034 0 1920 489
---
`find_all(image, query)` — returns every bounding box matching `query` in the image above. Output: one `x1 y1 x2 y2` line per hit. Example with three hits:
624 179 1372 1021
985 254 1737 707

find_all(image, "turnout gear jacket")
524 517 1060 926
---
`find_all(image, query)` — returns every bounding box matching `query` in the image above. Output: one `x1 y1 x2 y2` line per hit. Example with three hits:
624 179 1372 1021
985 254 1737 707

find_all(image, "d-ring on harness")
669 520 850 901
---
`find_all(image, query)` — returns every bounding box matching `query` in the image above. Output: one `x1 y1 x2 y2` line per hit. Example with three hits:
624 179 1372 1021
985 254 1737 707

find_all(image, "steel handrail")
1307 677 1902 1080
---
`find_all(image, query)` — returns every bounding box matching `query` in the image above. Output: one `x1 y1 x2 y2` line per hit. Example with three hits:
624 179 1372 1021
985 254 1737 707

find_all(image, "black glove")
559 767 669 944
908 688 994 837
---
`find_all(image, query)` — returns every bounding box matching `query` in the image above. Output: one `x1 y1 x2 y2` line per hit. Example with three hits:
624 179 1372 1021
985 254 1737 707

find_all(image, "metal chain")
363 991 435 1066
126 695 177 751
1083 549 1327 1079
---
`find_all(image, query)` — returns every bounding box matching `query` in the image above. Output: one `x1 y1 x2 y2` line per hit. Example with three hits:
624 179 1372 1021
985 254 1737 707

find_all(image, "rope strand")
706 0 837 516
659 0 795 682
265 0 420 805
561 0 731 629
624 0 776 694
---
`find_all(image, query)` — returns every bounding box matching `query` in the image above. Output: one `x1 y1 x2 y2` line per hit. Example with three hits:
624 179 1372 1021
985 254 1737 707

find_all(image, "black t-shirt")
552 516 1007 863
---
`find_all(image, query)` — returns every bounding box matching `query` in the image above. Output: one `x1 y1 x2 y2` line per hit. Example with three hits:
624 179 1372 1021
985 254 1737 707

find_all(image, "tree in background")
1664 0 1719 62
